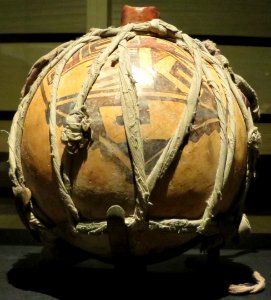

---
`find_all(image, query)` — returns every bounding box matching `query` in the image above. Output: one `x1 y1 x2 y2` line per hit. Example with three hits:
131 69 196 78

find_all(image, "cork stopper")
121 5 160 25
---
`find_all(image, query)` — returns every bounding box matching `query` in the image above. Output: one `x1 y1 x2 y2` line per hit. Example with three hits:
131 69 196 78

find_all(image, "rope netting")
8 19 264 294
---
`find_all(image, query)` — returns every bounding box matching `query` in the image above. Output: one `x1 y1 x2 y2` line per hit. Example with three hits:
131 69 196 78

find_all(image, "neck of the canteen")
121 5 160 25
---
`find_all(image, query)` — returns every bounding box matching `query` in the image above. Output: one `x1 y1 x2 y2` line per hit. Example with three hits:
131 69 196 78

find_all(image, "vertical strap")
118 38 150 220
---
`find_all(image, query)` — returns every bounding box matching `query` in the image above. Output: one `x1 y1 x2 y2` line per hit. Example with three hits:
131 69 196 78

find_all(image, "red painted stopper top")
121 5 160 25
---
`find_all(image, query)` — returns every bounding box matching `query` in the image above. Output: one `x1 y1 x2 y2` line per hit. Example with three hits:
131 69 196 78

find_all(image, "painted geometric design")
42 36 219 176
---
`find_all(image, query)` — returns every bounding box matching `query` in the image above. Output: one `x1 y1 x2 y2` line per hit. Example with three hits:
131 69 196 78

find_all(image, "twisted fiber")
234 73 260 121
199 44 261 232
196 61 228 233
225 71 261 213
200 44 261 221
195 42 237 234
8 31 101 189
9 30 104 230
229 271 265 295
118 38 149 220
76 218 202 235
197 43 236 187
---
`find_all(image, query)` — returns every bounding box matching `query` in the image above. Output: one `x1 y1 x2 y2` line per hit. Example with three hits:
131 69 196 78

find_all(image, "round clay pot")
17 33 247 259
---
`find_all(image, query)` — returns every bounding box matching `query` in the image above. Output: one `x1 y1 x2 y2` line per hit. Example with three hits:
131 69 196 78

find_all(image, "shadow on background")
7 250 261 300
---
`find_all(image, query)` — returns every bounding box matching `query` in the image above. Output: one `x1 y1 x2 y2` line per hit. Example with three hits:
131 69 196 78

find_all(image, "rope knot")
248 127 261 150
202 39 229 67
61 105 92 154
